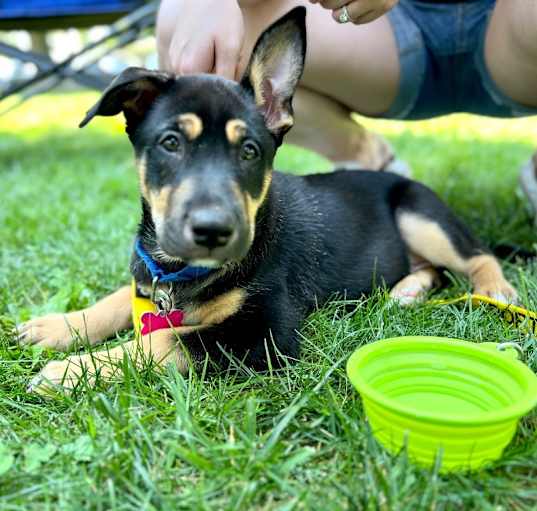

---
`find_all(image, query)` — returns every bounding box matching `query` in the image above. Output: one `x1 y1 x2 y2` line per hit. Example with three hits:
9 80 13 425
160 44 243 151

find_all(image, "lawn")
0 92 536 510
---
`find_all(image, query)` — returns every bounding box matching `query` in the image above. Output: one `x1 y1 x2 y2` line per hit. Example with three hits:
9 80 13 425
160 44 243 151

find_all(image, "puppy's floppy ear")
79 67 174 135
241 7 306 142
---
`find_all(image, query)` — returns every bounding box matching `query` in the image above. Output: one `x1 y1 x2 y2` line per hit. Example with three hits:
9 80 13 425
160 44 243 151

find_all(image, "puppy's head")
80 7 306 268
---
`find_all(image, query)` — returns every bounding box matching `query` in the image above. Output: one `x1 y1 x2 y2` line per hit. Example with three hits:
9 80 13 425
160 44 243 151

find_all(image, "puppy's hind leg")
465 254 518 302
18 286 133 351
394 181 517 302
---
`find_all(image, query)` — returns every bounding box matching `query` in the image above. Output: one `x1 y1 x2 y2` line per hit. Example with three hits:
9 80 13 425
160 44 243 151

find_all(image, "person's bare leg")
239 1 401 168
288 86 395 169
485 0 537 221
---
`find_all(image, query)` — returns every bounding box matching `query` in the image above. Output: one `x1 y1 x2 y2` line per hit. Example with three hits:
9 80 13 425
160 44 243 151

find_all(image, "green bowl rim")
346 336 537 426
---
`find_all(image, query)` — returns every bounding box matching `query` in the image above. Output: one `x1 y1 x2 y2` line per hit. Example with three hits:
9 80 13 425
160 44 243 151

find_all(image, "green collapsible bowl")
346 336 537 472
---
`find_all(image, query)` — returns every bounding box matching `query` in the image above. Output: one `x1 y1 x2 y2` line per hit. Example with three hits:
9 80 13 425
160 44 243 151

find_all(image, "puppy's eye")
160 134 180 152
240 140 260 161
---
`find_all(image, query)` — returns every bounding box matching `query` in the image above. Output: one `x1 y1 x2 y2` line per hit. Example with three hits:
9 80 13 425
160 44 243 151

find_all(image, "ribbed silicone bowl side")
364 398 518 472
347 337 537 425
347 336 537 472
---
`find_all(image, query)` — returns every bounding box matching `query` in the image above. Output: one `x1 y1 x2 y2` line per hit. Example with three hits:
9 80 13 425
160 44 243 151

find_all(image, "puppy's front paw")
17 314 83 351
27 358 88 395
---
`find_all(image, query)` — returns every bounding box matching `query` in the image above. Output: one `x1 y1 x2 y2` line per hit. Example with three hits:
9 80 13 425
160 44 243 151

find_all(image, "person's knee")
502 1 537 69
486 0 537 108
505 1 537 106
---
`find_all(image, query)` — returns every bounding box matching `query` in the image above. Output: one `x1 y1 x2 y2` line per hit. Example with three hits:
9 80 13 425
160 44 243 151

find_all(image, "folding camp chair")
0 0 157 113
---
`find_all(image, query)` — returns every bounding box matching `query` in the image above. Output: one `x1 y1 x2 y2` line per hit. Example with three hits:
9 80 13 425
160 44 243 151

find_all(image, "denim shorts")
384 0 537 119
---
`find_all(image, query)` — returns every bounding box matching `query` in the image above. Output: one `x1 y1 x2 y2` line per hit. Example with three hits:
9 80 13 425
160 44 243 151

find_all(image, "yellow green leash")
430 293 537 335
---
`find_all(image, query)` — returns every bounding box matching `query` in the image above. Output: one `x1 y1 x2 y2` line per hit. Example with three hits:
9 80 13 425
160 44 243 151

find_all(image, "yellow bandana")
131 279 157 337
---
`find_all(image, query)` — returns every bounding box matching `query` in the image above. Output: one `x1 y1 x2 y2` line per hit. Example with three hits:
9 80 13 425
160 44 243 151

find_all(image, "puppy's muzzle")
159 201 249 265
185 207 236 250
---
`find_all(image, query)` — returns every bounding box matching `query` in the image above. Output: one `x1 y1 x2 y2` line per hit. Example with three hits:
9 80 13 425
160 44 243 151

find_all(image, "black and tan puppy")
19 8 517 392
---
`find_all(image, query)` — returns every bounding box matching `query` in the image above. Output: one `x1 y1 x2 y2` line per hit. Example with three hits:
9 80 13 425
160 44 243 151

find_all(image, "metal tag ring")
150 276 174 314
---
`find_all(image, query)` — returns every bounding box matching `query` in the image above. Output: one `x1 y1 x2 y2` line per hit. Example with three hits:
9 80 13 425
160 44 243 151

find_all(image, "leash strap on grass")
430 294 537 335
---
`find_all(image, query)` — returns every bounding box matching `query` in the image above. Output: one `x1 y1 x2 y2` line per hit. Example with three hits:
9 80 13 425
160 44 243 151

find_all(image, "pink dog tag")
140 310 184 335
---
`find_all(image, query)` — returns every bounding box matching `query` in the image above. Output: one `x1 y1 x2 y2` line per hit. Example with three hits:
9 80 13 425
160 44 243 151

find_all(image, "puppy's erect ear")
241 7 306 142
79 67 174 135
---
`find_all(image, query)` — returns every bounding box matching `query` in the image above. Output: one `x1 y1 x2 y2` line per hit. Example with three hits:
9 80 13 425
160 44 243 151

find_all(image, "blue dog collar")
134 237 213 283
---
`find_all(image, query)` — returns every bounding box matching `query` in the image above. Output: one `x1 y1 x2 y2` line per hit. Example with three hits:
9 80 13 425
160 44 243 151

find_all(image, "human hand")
156 0 244 79
309 0 398 24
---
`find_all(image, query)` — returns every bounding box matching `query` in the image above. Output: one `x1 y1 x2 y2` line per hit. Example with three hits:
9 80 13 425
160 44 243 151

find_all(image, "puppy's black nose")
188 209 235 249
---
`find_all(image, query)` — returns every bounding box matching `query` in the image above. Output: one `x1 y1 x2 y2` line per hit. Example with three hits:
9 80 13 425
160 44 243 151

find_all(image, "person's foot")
287 87 413 177
332 133 412 177
382 157 412 177
519 151 537 225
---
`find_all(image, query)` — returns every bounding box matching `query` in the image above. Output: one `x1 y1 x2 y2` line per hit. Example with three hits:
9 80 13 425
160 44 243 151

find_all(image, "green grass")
1 92 537 510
